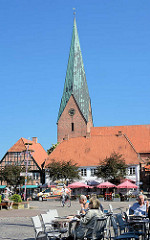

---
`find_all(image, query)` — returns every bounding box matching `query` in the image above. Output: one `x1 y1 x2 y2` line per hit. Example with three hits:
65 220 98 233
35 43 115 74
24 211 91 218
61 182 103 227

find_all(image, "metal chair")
91 216 108 240
31 215 48 240
110 214 139 240
115 213 130 234
47 209 59 219
40 213 61 239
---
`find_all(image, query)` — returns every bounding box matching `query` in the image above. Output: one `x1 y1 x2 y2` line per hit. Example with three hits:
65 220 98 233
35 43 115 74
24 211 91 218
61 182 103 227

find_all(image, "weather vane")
73 8 76 16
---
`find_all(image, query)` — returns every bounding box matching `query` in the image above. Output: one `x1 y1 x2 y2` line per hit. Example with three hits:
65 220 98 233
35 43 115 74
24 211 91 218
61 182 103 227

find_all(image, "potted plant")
113 194 120 201
11 194 29 209
98 195 104 201
128 195 136 202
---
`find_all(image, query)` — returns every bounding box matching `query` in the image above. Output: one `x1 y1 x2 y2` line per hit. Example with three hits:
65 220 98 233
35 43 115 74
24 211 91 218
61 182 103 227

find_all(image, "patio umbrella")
117 180 138 189
121 178 135 183
68 182 89 189
96 181 117 200
96 181 117 188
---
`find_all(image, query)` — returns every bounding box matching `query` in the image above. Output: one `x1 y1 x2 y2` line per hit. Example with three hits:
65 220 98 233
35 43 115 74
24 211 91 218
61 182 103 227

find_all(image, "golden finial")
73 8 76 16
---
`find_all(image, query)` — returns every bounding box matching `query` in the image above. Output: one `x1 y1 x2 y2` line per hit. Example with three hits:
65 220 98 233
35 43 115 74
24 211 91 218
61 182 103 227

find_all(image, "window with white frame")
128 167 135 175
81 169 87 176
91 168 96 176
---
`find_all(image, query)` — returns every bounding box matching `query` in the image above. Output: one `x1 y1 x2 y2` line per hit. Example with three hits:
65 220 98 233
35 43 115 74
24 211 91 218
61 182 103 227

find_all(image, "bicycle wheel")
60 196 65 207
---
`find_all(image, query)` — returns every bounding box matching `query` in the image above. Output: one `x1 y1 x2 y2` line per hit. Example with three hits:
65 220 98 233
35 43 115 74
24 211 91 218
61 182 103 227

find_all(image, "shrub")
129 195 136 198
114 194 120 198
98 195 104 198
10 194 22 203
0 195 1 203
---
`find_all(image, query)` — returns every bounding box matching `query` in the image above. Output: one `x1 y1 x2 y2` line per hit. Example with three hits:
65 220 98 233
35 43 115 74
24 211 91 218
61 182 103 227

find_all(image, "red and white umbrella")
68 182 89 189
96 181 117 188
117 180 138 189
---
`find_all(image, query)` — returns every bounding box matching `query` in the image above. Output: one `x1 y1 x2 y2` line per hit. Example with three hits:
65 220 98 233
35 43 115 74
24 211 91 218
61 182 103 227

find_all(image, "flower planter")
129 198 136 202
99 198 104 202
12 201 29 209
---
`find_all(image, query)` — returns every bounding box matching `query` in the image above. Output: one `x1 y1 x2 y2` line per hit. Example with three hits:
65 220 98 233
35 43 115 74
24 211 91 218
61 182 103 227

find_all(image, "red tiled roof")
8 138 48 168
91 125 150 153
45 134 140 167
145 165 150 171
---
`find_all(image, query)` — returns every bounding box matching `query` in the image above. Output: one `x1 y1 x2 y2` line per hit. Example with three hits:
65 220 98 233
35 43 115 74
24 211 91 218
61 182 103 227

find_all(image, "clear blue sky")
0 0 150 159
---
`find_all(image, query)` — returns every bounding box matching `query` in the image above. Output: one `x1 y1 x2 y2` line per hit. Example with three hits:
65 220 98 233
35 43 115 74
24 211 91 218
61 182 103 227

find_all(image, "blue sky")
0 0 150 159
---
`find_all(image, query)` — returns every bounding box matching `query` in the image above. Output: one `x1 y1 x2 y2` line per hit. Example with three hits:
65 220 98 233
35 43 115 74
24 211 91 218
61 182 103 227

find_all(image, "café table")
53 215 80 238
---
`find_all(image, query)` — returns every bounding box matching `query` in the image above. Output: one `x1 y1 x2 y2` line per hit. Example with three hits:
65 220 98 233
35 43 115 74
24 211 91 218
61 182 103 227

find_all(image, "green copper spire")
57 17 91 123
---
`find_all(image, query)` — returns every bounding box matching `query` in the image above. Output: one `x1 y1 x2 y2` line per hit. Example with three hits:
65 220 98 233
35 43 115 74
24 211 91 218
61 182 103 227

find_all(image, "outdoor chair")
110 214 139 240
115 213 130 234
73 215 107 240
91 216 108 240
31 215 48 240
41 213 68 239
47 209 59 219
41 213 61 239
109 204 124 215
46 210 68 236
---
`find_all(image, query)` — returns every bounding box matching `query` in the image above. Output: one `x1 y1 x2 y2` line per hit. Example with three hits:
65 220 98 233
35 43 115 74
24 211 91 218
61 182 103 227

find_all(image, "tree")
2 165 26 188
47 143 59 155
46 159 80 182
96 152 127 184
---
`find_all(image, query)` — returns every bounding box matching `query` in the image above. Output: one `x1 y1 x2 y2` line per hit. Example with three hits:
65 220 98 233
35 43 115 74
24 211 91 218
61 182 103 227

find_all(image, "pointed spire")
57 17 91 123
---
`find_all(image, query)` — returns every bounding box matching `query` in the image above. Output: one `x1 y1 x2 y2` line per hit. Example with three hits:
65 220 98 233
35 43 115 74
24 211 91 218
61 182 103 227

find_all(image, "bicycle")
60 194 71 207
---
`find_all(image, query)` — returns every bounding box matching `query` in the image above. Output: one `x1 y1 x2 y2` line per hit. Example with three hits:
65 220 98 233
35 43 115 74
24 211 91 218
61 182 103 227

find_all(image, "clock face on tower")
68 108 75 116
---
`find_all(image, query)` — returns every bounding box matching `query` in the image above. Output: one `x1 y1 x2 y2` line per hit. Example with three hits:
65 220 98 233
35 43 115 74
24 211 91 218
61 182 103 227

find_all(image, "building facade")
0 137 48 186
47 17 150 190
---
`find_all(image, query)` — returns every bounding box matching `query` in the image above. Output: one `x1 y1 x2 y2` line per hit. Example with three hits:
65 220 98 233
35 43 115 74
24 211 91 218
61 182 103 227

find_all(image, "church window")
71 123 74 131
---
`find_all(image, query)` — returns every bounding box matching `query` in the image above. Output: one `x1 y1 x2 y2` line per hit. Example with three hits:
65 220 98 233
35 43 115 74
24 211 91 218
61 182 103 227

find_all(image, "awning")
21 185 39 189
0 185 6 189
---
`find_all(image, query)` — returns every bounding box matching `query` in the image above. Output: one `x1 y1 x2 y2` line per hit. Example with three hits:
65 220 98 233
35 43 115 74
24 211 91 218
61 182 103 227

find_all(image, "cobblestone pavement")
0 200 131 240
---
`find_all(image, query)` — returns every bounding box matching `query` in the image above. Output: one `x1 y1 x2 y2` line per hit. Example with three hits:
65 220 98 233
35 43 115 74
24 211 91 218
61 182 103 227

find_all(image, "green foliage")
10 194 22 203
96 152 127 182
47 143 59 155
114 194 120 198
2 165 26 187
0 195 2 203
47 159 80 182
98 195 104 198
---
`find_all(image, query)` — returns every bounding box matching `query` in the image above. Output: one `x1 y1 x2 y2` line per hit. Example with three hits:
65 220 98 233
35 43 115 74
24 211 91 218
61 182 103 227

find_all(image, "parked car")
37 186 71 201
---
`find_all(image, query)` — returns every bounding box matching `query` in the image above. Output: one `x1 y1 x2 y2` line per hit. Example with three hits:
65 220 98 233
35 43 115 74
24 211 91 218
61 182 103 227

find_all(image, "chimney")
63 135 69 141
32 137 38 144
116 131 122 137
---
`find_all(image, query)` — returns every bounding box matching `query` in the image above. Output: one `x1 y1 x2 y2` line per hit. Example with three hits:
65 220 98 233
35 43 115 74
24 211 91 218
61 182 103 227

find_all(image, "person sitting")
73 197 104 239
2 189 13 209
91 193 104 212
129 194 149 216
79 195 89 214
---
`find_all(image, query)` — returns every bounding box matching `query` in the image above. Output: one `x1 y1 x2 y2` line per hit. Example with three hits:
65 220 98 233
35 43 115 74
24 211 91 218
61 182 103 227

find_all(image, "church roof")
57 17 91 123
7 137 48 168
45 134 140 168
91 124 150 153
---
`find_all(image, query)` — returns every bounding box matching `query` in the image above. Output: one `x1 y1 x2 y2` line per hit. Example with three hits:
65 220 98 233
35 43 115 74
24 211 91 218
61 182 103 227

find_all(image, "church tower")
57 17 93 142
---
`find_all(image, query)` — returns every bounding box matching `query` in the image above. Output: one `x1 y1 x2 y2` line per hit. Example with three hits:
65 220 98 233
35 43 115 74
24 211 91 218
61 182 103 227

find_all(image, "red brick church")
46 17 150 190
